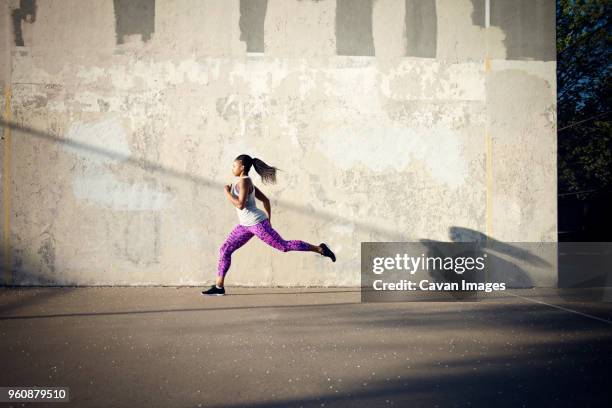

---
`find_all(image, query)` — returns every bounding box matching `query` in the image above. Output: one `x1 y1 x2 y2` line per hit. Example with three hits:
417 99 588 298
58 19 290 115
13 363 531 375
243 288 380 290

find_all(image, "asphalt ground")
1 287 611 408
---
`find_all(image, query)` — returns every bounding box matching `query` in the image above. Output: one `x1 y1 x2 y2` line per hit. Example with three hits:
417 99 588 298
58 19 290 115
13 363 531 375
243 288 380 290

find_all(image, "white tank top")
231 175 268 226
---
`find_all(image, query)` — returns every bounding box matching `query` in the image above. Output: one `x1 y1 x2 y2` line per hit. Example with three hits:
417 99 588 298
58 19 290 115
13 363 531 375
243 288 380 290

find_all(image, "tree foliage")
557 0 611 199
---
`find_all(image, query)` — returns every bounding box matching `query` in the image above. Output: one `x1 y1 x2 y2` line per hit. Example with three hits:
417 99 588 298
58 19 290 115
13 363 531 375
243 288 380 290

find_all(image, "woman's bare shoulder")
236 177 253 193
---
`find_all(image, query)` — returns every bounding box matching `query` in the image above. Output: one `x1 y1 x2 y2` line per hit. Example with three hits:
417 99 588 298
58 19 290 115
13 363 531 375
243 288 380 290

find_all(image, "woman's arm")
224 179 249 210
254 186 271 222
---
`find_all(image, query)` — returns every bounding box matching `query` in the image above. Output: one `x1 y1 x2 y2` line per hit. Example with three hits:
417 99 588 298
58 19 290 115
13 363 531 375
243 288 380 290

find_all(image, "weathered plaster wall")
1 1 13 287
1 0 557 286
0 2 9 86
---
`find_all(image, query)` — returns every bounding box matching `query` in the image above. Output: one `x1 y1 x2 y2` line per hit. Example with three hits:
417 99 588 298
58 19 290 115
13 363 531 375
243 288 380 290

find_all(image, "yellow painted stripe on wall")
484 56 493 240
485 131 493 238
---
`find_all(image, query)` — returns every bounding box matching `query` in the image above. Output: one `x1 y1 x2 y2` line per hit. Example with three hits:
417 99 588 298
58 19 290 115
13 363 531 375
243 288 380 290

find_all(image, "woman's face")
232 160 243 176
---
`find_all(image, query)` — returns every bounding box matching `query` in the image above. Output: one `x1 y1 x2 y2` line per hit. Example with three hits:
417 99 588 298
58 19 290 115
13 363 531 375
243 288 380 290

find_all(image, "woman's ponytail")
235 154 279 184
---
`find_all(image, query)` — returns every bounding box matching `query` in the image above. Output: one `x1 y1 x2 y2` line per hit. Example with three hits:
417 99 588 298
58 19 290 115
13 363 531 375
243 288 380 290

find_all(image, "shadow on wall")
425 227 612 301
420 227 552 294
451 227 612 294
0 119 408 285
0 248 76 313
0 120 406 240
0 119 412 235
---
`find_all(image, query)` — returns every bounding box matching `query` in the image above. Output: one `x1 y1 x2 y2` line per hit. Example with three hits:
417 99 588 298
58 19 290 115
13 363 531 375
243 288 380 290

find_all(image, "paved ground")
0 287 611 408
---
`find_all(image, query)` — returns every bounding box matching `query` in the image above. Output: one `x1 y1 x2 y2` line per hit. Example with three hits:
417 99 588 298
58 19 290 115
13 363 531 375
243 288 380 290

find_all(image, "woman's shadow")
418 227 552 300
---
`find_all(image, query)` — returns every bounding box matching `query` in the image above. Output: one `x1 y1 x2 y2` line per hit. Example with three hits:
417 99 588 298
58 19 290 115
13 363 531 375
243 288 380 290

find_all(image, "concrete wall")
0 0 557 286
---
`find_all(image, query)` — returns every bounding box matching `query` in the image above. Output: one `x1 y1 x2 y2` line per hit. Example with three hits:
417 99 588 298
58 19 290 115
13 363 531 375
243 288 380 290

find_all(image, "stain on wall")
37 233 56 274
469 0 485 27
240 0 268 52
113 0 155 44
116 212 161 266
405 0 437 58
490 0 556 60
336 0 375 56
12 0 37 46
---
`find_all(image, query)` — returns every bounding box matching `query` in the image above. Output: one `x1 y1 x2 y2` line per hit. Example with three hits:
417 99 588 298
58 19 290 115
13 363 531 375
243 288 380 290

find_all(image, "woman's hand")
224 184 232 194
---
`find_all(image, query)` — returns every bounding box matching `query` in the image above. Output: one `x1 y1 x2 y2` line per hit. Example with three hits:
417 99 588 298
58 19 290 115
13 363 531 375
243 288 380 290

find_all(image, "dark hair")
235 154 279 184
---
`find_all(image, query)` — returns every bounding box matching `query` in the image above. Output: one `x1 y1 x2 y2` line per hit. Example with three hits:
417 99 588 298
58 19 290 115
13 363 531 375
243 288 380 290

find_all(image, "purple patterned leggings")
217 219 313 277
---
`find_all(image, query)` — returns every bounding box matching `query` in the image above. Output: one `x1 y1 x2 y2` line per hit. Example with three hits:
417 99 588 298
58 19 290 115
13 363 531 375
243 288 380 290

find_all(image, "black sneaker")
319 243 336 262
201 285 225 296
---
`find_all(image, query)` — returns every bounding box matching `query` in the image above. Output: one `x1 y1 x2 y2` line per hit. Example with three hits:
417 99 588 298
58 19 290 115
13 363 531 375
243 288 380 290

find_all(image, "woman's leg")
217 224 254 286
248 219 322 254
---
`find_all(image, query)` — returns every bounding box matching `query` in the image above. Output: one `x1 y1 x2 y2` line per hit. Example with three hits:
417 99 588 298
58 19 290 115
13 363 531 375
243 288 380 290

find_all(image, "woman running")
202 154 336 296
